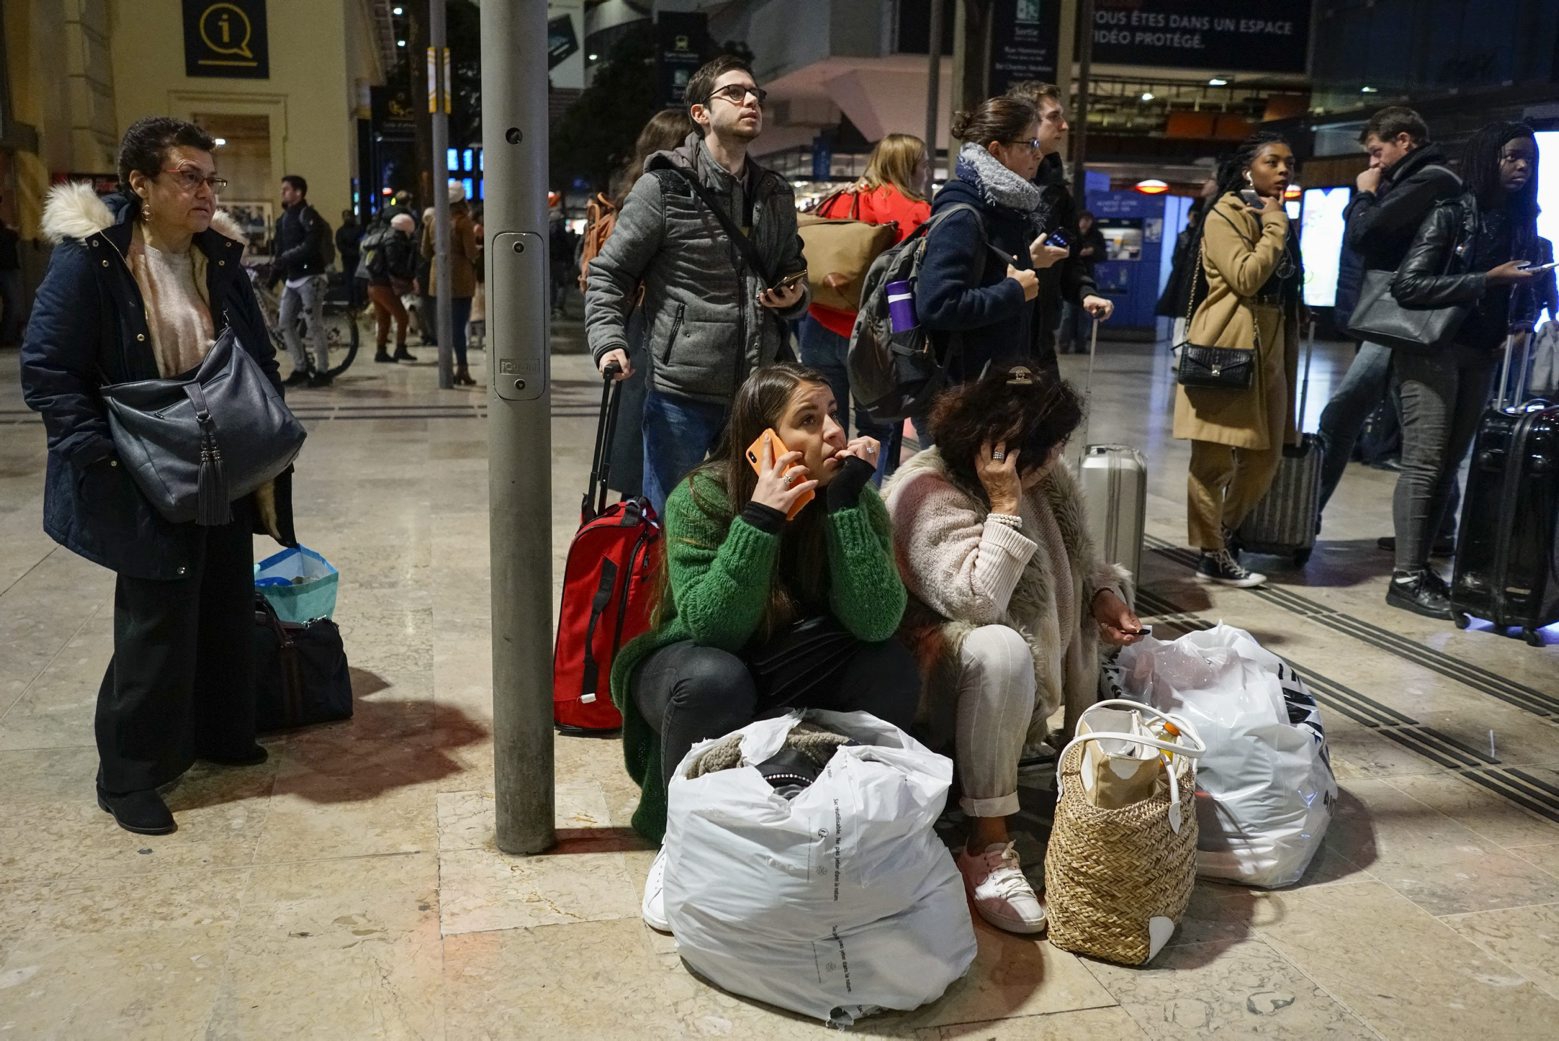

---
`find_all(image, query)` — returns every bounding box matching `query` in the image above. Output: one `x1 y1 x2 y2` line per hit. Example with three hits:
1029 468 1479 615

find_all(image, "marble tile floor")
0 332 1556 1040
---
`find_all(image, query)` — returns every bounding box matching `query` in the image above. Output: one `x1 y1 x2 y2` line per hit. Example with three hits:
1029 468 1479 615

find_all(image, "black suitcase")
1236 321 1323 565
1451 332 1559 645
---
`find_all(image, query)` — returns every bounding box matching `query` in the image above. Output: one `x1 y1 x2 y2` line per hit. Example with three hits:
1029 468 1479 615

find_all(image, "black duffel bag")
252 594 353 731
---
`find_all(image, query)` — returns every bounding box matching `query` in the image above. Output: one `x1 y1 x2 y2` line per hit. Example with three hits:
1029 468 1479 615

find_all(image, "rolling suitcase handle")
584 362 624 521
1297 315 1316 432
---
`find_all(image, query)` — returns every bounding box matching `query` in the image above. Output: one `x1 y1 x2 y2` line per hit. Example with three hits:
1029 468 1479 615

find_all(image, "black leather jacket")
1393 193 1537 348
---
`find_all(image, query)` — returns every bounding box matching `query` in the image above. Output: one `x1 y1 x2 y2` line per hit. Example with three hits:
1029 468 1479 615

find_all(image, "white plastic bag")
1114 624 1337 888
663 709 976 1028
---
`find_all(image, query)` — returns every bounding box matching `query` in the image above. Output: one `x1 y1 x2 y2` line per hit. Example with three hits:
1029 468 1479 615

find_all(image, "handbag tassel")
196 427 232 526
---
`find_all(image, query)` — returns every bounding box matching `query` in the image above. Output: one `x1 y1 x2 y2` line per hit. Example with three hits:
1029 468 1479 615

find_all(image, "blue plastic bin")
254 546 339 622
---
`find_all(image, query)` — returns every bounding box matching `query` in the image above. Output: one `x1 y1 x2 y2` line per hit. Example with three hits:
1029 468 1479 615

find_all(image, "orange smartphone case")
745 429 814 520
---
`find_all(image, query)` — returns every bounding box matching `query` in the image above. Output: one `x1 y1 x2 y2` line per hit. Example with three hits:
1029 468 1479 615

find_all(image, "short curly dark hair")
117 117 216 192
929 364 1086 496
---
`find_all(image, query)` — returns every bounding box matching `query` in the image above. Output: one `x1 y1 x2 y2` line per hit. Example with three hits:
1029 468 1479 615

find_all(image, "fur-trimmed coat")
20 184 295 579
883 448 1129 742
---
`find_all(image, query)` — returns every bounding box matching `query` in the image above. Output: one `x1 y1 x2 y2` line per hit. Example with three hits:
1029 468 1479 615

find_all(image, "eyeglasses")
706 83 768 107
161 167 228 193
1007 138 1044 152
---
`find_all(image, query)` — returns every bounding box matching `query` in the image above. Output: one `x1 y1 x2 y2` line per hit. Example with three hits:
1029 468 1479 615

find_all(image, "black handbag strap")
666 166 778 287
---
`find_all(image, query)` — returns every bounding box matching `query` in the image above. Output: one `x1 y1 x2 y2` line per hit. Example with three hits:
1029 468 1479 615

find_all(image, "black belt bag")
100 327 307 526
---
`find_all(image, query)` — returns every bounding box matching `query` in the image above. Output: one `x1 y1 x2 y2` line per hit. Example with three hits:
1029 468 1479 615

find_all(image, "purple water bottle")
887 279 916 333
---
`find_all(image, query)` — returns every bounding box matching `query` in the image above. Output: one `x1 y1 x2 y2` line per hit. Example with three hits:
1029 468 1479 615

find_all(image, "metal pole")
430 0 454 389
1070 0 1095 211
925 0 945 186
483 0 555 854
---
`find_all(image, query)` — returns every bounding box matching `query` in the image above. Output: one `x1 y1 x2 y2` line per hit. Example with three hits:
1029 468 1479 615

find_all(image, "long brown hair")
649 364 835 641
612 108 696 205
861 133 928 202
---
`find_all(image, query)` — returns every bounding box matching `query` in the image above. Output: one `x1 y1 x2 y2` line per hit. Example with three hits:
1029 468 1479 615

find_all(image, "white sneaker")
641 847 671 933
957 841 1047 934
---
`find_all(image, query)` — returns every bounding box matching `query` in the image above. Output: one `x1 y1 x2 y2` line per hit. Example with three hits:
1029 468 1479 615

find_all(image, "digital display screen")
1535 132 1559 261
1300 186 1353 308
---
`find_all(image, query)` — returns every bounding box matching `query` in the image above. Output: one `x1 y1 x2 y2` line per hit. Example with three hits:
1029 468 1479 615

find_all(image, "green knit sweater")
610 472 907 844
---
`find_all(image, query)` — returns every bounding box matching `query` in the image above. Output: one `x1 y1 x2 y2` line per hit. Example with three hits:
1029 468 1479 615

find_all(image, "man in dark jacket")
1316 108 1463 547
1006 83 1114 368
335 210 364 308
586 55 809 513
272 175 333 386
0 194 22 347
1057 210 1109 353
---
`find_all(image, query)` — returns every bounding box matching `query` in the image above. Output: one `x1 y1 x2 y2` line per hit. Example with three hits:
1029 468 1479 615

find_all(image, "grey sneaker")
1196 548 1266 588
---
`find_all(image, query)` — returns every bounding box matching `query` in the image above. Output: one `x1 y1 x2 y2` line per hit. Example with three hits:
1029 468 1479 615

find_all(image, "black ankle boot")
96 785 176 835
374 348 396 363
393 344 416 362
1385 569 1453 619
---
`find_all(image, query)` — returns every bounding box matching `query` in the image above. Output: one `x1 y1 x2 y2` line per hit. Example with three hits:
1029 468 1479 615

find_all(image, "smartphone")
1519 260 1559 274
769 270 807 294
1045 229 1070 250
1122 625 1153 637
745 428 814 520
1239 189 1263 208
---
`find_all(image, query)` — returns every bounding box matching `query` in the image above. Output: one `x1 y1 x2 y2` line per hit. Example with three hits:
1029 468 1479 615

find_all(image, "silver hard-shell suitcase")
1076 320 1148 601
1235 321 1323 565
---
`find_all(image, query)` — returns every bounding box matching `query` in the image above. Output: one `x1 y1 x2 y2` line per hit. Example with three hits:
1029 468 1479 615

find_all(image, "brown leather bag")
797 190 900 312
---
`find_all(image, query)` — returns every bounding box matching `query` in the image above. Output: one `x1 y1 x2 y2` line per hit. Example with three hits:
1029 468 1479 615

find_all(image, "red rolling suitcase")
553 367 662 733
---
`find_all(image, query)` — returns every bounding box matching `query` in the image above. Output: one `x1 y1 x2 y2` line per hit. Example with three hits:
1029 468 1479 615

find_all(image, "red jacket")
808 184 931 337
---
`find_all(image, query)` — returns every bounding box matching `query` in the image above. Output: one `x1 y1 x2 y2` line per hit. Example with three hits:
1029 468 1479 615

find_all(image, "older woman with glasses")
21 116 295 835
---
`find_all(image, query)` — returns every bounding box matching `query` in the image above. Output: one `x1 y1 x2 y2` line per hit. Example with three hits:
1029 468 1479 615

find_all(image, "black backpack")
848 203 1003 422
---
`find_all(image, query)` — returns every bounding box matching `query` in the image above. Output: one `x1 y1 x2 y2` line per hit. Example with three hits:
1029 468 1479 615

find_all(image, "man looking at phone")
1316 108 1462 542
586 55 809 514
1005 82 1114 372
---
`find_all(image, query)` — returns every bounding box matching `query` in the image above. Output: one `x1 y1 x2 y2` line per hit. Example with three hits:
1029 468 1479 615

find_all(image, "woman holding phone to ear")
612 363 920 933
1173 131 1303 589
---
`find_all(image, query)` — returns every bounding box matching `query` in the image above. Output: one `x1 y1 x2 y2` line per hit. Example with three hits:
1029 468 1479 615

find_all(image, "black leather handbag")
1346 268 1470 353
252 594 353 731
1176 243 1257 390
100 327 306 526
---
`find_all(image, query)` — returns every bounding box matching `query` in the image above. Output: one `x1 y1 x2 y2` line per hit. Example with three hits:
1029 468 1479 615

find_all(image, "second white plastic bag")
663 709 976 1028
1113 624 1337 888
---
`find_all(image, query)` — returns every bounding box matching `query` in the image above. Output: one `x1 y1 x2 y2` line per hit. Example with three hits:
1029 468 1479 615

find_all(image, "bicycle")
247 263 365 378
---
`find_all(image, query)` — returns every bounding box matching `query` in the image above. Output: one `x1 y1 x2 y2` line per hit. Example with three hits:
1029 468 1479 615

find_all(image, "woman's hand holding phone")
1028 232 1070 270
748 430 817 519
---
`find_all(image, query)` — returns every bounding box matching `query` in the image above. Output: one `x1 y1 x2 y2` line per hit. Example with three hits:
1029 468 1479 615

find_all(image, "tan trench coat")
1172 192 1300 450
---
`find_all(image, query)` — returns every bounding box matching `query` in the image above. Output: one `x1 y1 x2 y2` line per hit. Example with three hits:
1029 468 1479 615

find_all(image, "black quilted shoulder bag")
1175 240 1257 390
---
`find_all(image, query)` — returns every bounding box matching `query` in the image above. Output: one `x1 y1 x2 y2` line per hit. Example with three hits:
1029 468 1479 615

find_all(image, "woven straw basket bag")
1044 701 1204 966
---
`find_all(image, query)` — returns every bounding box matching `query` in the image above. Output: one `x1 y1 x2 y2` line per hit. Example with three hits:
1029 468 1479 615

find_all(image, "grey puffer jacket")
585 132 808 404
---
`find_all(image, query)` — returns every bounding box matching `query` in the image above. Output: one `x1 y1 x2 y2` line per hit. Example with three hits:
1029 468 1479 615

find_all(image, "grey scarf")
957 143 1043 215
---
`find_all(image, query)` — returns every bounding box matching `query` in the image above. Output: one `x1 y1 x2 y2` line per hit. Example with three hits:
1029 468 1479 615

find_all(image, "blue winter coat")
20 188 295 580
914 177 1034 380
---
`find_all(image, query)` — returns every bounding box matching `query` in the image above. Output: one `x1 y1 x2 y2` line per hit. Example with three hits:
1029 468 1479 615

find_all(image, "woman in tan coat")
1173 132 1302 587
420 182 481 385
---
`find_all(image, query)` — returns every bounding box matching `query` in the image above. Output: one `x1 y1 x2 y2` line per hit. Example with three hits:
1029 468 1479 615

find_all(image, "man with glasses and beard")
585 55 809 514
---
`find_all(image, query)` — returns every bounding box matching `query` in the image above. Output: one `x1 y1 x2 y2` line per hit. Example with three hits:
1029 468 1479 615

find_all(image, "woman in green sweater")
613 364 919 932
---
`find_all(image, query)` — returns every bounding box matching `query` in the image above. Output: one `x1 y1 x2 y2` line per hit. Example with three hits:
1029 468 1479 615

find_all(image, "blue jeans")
642 391 728 516
1318 341 1457 538
450 295 472 367
796 315 893 482
1317 341 1393 512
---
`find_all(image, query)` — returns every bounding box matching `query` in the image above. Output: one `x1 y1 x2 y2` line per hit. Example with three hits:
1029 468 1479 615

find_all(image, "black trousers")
96 512 258 793
633 638 921 789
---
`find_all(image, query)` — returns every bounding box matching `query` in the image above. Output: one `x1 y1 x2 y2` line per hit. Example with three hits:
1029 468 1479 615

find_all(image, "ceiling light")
587 53 598 61
392 6 403 14
397 39 406 47
1140 91 1155 102
1208 77 1228 87
1284 184 1302 200
1135 179 1169 195
1361 85 1378 93
213 137 227 147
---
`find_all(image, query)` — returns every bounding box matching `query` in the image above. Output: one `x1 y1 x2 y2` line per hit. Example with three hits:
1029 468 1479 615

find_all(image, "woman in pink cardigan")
883 365 1142 936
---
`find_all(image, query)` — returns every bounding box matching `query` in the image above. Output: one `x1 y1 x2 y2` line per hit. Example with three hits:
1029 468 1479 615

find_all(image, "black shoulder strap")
665 166 776 286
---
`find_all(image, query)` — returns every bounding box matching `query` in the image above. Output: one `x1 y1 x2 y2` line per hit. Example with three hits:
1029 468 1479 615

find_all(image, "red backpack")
552 367 661 732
